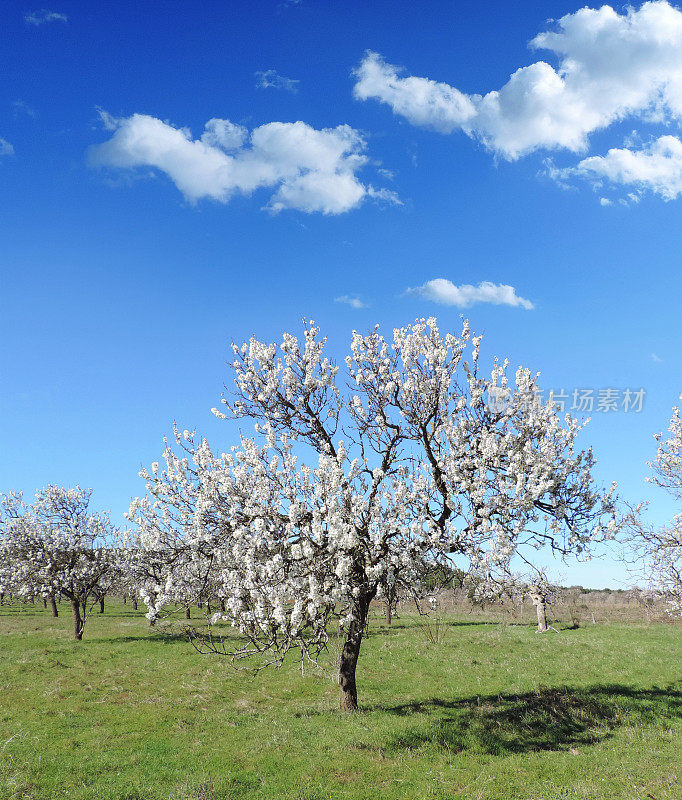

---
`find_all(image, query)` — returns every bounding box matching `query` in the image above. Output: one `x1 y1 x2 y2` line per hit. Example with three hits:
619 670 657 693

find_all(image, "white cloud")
599 197 613 206
353 2 682 160
0 138 14 156
255 70 299 93
651 352 663 362
354 52 477 134
365 186 402 205
25 9 67 25
407 278 534 310
569 135 682 200
335 295 367 309
13 100 38 119
90 112 394 215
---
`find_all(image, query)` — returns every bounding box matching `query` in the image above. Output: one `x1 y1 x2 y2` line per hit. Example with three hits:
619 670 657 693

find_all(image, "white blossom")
128 318 619 708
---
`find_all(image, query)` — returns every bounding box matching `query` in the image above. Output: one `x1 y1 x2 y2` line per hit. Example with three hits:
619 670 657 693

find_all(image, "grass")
0 601 680 799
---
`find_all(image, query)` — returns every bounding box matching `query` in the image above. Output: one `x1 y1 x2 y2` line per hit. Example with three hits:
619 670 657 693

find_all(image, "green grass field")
0 601 680 800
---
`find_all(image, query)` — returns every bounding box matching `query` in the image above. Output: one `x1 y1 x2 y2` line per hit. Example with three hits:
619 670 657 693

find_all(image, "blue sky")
1 0 681 587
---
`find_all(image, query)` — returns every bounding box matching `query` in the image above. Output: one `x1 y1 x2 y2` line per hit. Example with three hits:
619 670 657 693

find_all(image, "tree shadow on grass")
105 635 185 644
369 620 494 636
374 683 682 755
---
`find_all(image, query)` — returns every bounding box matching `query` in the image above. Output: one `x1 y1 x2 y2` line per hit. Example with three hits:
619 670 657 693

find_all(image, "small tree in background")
130 318 619 710
526 571 557 633
0 486 116 639
466 567 558 632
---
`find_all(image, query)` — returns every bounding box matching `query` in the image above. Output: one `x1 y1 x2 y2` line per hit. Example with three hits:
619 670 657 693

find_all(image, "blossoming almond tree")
122 529 218 623
130 318 618 710
466 567 558 632
0 486 117 639
629 395 682 615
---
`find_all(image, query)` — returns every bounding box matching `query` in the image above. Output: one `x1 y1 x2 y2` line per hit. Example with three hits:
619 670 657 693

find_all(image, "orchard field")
1 600 680 800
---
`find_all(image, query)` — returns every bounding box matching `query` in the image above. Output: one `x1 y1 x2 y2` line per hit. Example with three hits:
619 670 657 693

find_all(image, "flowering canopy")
0 485 117 639
637 395 682 615
129 318 618 709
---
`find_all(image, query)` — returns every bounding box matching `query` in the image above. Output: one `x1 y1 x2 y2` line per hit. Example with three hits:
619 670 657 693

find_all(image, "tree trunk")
339 620 362 711
123 596 127 605
132 599 138 610
71 599 84 640
43 598 47 609
0 592 4 606
220 598 226 612
185 606 191 619
98 596 105 614
49 594 58 617
535 597 547 632
338 592 374 712
385 588 395 626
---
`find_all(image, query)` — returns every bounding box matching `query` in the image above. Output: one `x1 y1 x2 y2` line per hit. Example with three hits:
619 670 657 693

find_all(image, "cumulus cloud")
407 278 534 310
335 295 367 309
25 9 67 25
90 112 393 215
255 70 299 93
569 135 682 200
354 2 682 160
0 138 14 156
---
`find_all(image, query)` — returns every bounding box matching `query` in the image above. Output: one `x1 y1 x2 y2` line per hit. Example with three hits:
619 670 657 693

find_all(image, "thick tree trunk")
43 598 47 609
338 592 374 712
534 597 548 632
98 596 105 614
132 599 138 610
0 592 4 606
49 594 58 617
71 599 84 640
220 598 226 612
339 620 363 711
185 606 191 619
